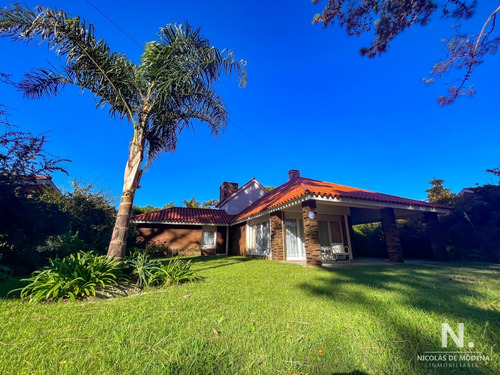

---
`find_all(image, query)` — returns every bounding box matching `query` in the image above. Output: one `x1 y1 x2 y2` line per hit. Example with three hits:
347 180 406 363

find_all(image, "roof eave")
132 220 229 226
231 193 451 225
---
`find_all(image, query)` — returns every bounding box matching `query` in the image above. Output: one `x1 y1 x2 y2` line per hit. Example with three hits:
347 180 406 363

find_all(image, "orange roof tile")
234 177 451 222
132 207 232 225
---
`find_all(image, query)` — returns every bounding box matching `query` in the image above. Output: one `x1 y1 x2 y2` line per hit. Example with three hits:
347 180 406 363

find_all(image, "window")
330 221 343 243
249 220 270 255
319 221 330 249
319 219 344 247
201 226 217 249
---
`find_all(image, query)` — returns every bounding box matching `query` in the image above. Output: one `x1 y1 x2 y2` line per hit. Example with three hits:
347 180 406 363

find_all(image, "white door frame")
285 218 306 260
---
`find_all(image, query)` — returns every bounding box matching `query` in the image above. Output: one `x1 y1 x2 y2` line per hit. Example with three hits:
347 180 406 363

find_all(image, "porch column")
302 200 322 267
270 211 284 261
424 212 448 261
380 207 404 263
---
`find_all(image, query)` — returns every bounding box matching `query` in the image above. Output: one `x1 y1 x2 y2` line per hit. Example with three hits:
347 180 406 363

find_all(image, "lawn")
0 257 499 374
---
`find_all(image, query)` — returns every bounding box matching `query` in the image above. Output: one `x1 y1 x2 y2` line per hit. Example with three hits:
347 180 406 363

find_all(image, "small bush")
14 251 123 303
123 251 161 288
149 258 199 287
124 252 199 289
145 242 171 257
36 232 88 258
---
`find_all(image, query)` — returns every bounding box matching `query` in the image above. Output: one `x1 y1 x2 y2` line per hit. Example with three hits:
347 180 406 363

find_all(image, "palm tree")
0 5 246 260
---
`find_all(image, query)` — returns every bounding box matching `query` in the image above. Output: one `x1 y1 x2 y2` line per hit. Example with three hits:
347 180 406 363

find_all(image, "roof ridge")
217 177 266 207
131 206 232 224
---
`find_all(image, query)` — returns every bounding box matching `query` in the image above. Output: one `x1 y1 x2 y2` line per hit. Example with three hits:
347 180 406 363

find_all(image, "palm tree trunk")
107 126 146 261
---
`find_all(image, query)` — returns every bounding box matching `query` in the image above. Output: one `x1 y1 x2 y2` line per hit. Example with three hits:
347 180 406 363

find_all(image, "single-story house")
132 170 451 266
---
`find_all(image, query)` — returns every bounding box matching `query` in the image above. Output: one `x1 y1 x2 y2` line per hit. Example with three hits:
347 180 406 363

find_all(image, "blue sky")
0 1 498 207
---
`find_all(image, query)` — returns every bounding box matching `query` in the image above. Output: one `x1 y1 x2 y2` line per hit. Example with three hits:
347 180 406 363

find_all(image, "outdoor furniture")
321 244 350 262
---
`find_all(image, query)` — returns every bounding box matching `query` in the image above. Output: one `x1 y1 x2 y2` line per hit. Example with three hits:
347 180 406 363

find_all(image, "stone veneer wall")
302 200 322 267
270 211 284 261
380 207 405 263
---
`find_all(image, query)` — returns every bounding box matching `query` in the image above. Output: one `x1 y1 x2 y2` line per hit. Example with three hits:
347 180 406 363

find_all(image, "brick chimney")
288 169 301 181
219 182 239 202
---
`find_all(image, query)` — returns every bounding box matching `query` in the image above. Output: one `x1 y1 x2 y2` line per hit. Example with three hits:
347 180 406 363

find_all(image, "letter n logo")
442 323 464 348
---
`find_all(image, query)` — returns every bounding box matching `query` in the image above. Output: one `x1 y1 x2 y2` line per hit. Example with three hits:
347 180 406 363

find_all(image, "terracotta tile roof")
132 207 233 225
234 177 451 222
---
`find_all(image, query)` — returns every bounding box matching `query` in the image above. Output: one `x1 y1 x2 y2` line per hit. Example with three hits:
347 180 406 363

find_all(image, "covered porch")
266 197 450 267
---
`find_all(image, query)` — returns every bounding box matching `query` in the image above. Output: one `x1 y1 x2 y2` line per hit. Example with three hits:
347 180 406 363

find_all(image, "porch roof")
233 177 451 222
132 207 233 225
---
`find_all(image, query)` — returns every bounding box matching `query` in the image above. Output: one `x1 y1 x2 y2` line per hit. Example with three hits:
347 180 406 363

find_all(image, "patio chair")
330 244 350 261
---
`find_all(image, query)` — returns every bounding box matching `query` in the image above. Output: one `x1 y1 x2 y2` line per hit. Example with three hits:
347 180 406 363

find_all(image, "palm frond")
0 4 140 122
138 22 246 165
145 84 228 165
18 67 70 98
140 22 247 91
2 6 247 171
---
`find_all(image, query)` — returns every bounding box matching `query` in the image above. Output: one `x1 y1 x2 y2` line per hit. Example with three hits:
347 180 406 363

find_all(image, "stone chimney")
219 182 239 202
288 169 301 181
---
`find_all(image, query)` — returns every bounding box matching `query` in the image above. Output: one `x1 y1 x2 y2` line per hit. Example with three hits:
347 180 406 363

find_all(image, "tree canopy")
202 199 218 208
313 1 500 104
0 4 246 260
426 178 456 206
0 74 68 184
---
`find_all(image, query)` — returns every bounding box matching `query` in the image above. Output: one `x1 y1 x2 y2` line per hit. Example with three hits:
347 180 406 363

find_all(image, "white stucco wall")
220 180 267 215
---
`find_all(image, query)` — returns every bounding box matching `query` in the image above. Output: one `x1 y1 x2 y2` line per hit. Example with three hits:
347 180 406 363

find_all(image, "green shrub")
149 258 199 287
351 223 387 258
443 184 500 262
36 232 88 258
124 253 199 289
123 251 161 288
14 251 123 303
145 242 171 257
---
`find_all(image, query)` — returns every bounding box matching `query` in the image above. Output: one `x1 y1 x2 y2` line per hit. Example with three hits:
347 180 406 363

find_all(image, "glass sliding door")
285 219 305 260
249 220 270 256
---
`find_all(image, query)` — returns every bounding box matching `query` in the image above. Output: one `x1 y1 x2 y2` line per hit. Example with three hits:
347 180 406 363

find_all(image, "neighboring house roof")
11 175 60 194
132 207 233 225
34 176 59 192
217 177 267 208
234 176 452 222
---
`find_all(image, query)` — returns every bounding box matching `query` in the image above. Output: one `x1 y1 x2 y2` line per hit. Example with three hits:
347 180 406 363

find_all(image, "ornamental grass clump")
124 252 199 288
15 251 122 303
149 257 199 287
123 251 161 288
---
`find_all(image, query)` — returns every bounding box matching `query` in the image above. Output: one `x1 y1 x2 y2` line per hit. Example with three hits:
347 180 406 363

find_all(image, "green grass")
0 257 499 374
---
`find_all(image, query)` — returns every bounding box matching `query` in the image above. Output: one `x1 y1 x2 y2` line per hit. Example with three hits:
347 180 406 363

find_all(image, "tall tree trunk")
107 125 146 261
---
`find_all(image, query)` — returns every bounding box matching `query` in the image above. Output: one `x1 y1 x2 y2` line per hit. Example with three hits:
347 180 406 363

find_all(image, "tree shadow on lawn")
296 264 500 374
161 255 253 272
